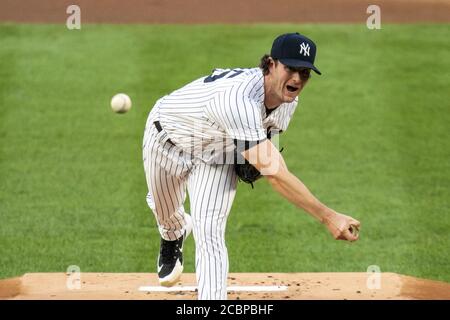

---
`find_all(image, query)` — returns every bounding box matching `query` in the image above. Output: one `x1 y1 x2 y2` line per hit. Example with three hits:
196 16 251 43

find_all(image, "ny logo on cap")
299 42 310 57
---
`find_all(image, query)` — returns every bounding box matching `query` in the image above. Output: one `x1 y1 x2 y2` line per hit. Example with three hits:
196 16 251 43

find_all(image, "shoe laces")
160 238 182 263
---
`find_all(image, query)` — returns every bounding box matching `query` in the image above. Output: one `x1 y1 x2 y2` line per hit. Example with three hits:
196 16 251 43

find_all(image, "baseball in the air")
111 93 132 113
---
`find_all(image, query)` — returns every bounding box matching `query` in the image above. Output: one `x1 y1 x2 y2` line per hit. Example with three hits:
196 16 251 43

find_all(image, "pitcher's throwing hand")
323 212 361 242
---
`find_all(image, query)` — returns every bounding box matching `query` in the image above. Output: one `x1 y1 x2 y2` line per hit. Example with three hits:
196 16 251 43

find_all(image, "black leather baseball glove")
234 142 283 188
234 159 262 188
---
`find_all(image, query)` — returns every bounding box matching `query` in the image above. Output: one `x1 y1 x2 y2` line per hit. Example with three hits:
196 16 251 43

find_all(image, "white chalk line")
138 285 288 292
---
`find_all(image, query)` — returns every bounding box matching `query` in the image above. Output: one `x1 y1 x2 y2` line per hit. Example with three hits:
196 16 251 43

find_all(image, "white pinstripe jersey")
149 67 298 162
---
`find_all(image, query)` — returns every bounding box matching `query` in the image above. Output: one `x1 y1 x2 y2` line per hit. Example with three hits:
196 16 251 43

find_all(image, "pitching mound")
1 273 449 300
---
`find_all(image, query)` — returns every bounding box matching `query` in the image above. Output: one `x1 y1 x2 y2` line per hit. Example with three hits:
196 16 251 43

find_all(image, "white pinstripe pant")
143 117 238 300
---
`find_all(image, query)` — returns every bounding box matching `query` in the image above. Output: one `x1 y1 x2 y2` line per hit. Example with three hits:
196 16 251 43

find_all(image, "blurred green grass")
0 24 449 282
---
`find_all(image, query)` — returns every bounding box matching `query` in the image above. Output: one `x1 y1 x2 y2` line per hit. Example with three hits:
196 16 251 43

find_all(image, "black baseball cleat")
157 214 192 287
157 236 184 287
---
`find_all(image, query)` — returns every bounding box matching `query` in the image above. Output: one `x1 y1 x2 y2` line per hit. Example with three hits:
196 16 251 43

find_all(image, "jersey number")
204 69 244 83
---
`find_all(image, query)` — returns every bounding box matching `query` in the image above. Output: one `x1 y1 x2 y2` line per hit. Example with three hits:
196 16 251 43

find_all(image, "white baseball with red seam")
111 93 132 113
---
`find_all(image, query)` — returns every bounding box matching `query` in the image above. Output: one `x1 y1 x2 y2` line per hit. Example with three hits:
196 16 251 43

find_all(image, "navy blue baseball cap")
271 32 321 75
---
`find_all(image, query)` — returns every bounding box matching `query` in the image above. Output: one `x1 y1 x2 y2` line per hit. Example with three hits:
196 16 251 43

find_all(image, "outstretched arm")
241 139 361 242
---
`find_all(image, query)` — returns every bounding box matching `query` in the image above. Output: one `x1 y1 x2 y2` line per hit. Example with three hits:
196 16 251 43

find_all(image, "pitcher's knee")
194 229 226 252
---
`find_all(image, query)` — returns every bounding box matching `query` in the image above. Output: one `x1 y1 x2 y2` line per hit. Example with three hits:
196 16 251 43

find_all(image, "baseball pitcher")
142 32 361 300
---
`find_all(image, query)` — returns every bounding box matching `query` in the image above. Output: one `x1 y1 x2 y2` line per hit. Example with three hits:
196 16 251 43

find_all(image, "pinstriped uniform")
143 67 298 299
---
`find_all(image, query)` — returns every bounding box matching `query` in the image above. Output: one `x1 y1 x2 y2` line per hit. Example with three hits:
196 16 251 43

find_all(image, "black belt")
154 121 175 146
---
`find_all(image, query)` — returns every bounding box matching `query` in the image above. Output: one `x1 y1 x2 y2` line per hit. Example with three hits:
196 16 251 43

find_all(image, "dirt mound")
1 272 449 300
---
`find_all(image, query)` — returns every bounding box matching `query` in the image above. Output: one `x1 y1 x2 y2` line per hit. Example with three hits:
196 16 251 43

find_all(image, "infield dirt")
0 0 449 24
1 272 450 300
